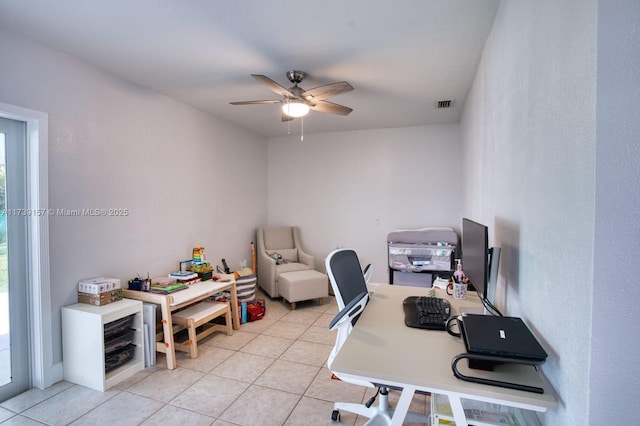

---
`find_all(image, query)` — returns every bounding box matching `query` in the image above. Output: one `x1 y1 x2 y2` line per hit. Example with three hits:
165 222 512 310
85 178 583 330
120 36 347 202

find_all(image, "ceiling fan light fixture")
282 99 309 117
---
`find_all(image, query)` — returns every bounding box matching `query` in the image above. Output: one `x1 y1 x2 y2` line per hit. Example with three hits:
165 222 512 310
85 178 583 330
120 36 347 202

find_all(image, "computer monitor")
462 218 502 315
462 218 489 300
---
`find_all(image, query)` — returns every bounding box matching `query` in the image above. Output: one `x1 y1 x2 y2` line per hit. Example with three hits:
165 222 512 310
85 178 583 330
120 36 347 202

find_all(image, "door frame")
0 102 52 390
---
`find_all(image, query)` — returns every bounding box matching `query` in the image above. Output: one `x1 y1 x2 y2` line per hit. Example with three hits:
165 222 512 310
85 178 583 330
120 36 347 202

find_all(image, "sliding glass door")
0 117 30 402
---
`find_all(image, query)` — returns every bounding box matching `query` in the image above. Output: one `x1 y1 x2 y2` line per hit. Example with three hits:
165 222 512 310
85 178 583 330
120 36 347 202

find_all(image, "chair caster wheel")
331 409 341 422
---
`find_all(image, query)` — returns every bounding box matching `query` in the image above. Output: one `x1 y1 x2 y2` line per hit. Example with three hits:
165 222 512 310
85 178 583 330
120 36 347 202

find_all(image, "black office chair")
326 248 429 425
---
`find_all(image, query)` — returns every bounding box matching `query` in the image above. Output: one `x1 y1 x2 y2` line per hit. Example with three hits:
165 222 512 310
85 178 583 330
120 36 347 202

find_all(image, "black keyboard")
403 296 451 330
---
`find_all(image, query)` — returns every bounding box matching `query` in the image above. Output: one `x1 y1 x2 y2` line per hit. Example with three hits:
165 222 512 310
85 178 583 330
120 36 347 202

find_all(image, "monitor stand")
484 247 501 314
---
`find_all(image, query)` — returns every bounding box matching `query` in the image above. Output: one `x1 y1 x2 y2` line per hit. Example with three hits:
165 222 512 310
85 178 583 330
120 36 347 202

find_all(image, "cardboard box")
78 289 123 306
78 277 121 295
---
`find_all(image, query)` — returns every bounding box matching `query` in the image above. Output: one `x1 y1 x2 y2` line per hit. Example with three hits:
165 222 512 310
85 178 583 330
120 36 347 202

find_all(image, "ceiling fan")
230 71 354 121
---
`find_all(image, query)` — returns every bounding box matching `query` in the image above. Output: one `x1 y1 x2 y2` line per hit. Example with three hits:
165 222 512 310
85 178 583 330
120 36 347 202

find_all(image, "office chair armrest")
363 264 373 284
329 292 369 331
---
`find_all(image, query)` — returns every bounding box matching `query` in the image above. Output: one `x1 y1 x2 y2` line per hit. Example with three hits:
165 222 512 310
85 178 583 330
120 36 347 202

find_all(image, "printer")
387 227 457 287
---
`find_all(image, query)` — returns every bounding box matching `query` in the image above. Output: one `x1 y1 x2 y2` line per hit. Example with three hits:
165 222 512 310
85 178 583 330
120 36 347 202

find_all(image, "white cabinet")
62 299 144 391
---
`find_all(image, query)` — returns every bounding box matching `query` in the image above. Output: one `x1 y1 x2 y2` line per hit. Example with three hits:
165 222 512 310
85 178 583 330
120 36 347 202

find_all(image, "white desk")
330 284 557 426
123 277 239 370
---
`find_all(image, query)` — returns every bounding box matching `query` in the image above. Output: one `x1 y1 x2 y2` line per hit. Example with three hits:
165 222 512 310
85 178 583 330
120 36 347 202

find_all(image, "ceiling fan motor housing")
286 70 306 84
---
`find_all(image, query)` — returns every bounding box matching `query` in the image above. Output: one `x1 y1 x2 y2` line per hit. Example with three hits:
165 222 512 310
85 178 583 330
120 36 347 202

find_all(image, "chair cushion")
264 227 295 250
276 262 310 275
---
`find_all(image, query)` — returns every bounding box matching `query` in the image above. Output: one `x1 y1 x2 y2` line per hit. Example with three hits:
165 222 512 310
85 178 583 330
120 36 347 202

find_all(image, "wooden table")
123 276 239 370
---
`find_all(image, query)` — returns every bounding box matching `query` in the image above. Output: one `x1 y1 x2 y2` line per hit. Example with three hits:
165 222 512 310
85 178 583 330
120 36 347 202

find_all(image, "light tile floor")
0 290 429 425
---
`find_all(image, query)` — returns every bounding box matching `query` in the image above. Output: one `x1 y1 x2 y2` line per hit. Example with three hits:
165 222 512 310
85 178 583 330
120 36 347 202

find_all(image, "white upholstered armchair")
256 226 314 298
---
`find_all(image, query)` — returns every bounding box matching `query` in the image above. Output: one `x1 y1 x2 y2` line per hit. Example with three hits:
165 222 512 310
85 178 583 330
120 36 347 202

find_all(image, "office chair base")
364 412 393 426
333 402 379 420
332 389 430 425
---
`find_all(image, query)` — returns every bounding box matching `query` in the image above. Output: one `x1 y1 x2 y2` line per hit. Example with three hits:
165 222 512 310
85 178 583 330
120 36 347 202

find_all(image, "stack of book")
149 276 187 294
78 277 123 306
169 271 201 285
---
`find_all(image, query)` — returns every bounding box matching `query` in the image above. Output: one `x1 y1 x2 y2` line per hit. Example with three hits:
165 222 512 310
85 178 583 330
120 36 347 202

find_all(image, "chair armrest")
257 250 278 297
291 226 314 268
329 292 369 331
297 249 315 269
363 264 373 284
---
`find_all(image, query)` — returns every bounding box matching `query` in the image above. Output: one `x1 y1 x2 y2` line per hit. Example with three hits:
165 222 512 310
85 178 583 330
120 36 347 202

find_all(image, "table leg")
159 297 177 370
229 282 240 330
449 394 469 426
390 387 415 426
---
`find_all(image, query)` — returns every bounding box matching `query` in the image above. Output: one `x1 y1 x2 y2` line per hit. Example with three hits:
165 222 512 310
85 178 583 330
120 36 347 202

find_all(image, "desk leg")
159 298 177 370
449 394 469 426
229 282 240 330
390 387 415 426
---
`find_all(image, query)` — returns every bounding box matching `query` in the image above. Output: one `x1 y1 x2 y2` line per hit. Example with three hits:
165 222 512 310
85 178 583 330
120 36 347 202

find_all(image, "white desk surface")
330 284 557 423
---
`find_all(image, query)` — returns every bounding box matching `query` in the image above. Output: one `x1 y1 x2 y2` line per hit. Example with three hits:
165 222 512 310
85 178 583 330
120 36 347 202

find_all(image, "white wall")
0 30 268 369
591 0 640 424
460 0 597 424
266 124 461 283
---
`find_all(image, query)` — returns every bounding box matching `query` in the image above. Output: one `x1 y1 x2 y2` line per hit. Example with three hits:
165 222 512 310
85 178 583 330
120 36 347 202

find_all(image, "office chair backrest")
326 249 369 310
326 248 371 377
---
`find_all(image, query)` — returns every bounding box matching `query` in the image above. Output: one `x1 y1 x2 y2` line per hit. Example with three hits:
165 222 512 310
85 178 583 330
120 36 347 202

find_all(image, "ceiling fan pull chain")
300 116 304 141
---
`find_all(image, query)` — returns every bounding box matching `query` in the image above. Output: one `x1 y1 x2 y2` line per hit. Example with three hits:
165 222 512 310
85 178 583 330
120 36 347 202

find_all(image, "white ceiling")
0 0 500 138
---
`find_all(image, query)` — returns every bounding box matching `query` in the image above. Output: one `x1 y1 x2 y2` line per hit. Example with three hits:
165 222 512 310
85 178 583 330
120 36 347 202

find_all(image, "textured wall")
0 30 268 368
460 0 597 423
591 0 640 423
267 124 461 283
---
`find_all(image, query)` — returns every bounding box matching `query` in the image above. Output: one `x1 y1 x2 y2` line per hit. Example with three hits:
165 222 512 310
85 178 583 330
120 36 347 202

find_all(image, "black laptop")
459 314 547 363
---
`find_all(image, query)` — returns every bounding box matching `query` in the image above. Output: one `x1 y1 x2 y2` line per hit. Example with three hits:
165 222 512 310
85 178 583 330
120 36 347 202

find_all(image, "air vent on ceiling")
435 99 455 109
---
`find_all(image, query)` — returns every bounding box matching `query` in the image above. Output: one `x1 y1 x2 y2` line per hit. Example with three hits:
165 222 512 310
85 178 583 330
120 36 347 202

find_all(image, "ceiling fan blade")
230 100 282 105
309 100 353 116
302 81 353 101
252 74 294 97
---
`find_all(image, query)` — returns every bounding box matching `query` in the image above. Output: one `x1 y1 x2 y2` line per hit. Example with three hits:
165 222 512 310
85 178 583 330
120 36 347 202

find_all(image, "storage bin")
104 330 135 354
103 314 135 339
197 270 213 281
236 274 257 302
105 344 136 373
388 243 455 272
